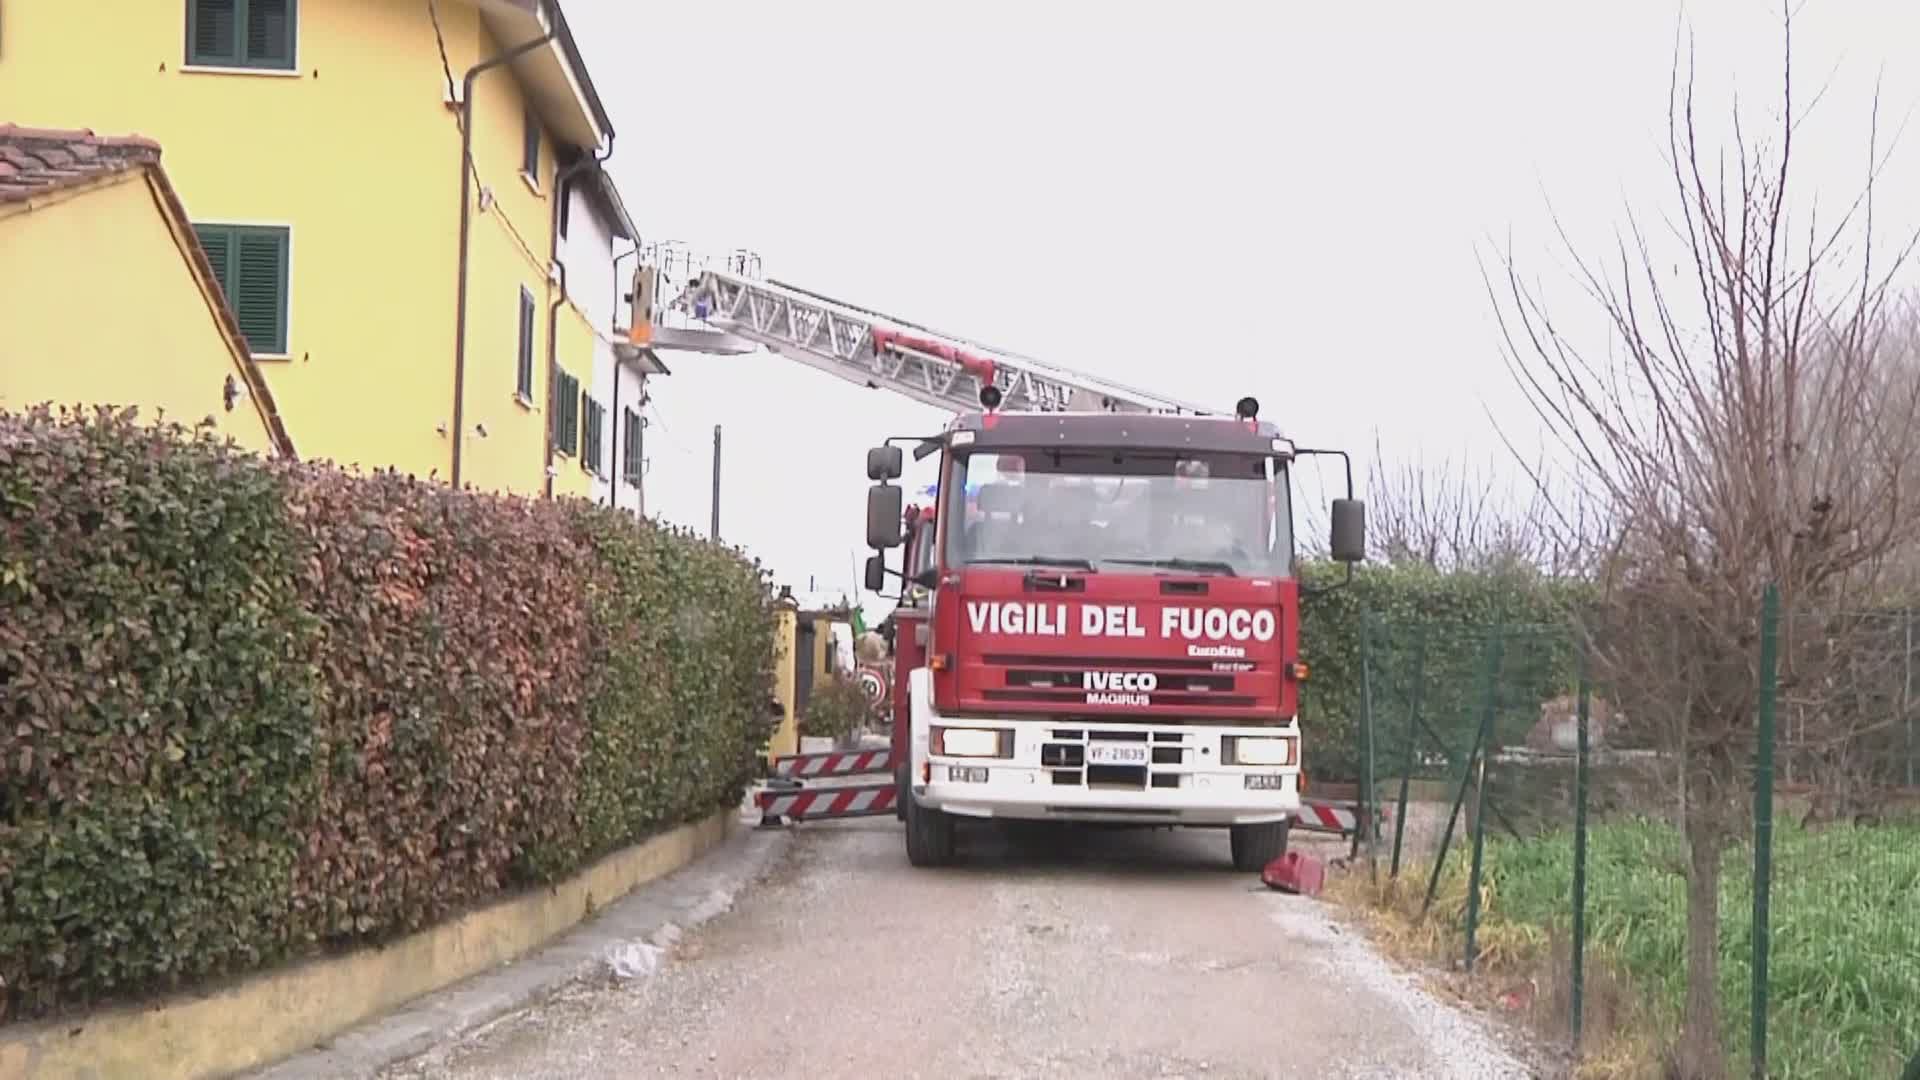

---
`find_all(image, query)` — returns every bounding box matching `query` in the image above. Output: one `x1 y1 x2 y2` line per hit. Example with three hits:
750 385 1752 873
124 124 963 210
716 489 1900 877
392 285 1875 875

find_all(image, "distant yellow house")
0 124 295 458
0 0 657 501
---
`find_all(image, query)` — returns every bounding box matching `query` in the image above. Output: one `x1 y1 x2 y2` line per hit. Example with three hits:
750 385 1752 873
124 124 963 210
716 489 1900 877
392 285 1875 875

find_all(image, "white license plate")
1087 743 1148 766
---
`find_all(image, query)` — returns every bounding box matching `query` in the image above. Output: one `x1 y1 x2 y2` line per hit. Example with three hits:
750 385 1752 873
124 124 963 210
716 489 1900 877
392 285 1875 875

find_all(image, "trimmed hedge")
0 407 776 1021
1298 560 1593 782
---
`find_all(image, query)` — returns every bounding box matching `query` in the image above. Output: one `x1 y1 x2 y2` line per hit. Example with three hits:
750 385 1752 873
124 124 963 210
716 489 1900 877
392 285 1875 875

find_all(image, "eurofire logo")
1187 644 1247 659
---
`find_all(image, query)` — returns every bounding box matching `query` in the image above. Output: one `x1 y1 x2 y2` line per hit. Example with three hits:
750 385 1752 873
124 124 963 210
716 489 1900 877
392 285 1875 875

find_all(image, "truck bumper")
907 669 1301 827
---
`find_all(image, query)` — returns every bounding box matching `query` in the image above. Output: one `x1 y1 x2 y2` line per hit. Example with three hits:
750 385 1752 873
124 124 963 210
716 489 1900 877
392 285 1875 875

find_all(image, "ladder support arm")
672 269 1221 417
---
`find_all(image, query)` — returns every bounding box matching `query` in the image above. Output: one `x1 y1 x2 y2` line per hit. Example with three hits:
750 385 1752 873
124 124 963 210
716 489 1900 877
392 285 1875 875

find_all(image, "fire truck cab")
863 395 1365 870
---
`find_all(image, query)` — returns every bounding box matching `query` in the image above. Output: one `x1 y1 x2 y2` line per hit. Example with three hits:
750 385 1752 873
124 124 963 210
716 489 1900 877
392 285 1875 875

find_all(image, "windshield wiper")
1103 557 1238 576
965 556 1095 570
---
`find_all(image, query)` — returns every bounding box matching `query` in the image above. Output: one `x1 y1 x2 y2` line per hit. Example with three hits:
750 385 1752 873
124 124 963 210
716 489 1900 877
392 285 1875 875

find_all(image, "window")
521 107 540 182
942 449 1294 579
187 0 297 70
193 223 290 355
550 369 579 456
515 287 535 401
582 394 605 475
558 178 572 239
622 407 643 486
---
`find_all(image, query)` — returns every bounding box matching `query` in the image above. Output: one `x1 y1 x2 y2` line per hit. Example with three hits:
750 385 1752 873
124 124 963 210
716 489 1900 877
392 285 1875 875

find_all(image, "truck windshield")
942 449 1294 577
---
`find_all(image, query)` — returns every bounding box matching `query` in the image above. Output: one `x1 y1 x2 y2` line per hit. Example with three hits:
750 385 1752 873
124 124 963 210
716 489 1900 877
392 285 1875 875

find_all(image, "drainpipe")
608 240 640 505
449 29 554 491
542 135 613 499
609 357 621 508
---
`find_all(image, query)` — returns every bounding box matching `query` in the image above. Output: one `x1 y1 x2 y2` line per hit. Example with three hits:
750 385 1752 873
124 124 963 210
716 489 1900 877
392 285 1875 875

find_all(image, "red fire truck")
671 270 1365 870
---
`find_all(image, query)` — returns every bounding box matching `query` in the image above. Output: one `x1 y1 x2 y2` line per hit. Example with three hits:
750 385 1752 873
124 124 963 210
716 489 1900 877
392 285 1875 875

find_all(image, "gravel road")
380 818 1540 1080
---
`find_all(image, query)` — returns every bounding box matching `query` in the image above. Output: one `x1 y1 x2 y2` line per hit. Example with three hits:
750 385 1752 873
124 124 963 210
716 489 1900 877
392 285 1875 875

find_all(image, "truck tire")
904 792 956 867
894 765 908 822
1229 818 1290 873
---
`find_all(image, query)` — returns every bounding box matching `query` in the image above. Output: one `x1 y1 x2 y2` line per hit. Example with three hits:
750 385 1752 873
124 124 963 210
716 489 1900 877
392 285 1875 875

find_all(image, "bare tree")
1363 433 1598 576
1483 10 1920 1076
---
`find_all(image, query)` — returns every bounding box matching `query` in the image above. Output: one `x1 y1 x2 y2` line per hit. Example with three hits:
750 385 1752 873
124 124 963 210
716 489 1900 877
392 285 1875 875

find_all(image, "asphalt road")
380 819 1539 1080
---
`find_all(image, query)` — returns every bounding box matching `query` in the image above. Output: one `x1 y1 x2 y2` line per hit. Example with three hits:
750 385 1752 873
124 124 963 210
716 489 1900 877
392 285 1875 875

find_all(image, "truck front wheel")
904 793 956 867
1229 818 1290 873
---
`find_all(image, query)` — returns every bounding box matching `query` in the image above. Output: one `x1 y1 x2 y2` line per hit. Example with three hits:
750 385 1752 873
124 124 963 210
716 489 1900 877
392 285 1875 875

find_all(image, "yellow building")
0 124 295 459
0 0 649 499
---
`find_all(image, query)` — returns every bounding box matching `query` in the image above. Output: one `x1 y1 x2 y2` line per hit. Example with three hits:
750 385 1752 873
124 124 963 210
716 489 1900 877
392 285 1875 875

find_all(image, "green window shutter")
622 408 642 483
233 228 289 353
553 372 580 454
516 289 535 398
244 0 294 68
188 0 294 69
568 378 581 450
194 225 234 300
192 223 287 355
188 0 240 65
579 390 590 464
586 400 596 472
522 108 539 177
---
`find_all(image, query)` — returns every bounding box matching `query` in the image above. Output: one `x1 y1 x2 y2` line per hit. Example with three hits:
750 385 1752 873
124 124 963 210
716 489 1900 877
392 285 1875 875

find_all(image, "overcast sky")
569 0 1920 618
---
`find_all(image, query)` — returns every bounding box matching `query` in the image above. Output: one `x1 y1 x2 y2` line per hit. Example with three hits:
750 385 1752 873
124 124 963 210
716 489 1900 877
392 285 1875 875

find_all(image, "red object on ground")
1261 851 1325 896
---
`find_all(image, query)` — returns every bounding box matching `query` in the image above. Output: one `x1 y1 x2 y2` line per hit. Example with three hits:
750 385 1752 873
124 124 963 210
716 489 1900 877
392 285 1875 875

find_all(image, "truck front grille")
1041 728 1191 791
979 652 1260 709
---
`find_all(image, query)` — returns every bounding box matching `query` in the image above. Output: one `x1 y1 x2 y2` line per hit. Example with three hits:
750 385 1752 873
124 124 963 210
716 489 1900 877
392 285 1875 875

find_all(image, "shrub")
1297 560 1592 783
0 407 777 1020
0 407 322 1018
561 510 777 872
284 470 596 942
801 673 871 743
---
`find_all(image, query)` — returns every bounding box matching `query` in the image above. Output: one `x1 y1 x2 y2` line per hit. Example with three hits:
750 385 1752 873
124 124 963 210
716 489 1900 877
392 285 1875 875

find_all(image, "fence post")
1422 631 1500 918
1463 625 1504 974
1904 610 1914 791
1571 644 1591 1050
1390 635 1429 879
1359 610 1380 881
1751 583 1781 1080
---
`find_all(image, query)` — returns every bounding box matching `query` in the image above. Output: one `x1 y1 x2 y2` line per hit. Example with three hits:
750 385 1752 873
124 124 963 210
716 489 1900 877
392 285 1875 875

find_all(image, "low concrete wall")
2 811 735 1080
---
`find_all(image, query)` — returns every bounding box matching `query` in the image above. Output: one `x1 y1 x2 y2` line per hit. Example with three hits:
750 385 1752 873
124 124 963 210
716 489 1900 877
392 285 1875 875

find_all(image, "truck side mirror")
1330 498 1366 563
867 484 904 549
866 445 904 481
864 554 888 592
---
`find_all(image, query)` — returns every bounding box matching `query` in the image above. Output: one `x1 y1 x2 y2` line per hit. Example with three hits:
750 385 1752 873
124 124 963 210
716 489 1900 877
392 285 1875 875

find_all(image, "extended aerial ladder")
640 257 1380 842
663 266 1223 417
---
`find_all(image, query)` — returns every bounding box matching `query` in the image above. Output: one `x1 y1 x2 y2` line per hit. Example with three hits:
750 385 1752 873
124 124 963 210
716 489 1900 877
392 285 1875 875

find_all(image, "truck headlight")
932 726 1011 758
1227 735 1295 766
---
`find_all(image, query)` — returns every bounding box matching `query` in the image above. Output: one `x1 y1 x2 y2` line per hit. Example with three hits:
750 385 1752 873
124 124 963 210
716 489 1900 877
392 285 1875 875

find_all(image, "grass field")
1337 815 1920 1079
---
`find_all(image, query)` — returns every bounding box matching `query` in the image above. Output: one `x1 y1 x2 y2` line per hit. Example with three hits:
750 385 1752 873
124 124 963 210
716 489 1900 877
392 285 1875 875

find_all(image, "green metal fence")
1358 591 1920 1079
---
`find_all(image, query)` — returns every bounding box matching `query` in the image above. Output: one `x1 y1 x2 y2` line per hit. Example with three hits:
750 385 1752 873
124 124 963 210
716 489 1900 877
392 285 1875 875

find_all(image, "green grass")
1467 816 1920 1078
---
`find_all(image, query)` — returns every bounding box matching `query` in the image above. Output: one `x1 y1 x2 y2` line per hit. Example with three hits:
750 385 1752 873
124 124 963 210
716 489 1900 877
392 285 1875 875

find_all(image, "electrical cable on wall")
426 0 553 280
642 399 697 460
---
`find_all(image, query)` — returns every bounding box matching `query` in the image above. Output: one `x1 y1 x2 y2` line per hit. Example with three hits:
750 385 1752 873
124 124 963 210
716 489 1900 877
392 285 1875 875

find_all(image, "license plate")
1087 743 1148 766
